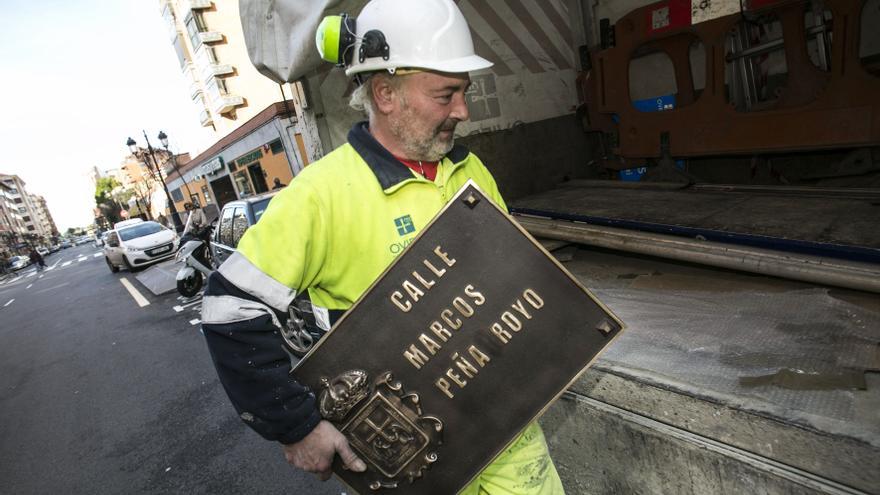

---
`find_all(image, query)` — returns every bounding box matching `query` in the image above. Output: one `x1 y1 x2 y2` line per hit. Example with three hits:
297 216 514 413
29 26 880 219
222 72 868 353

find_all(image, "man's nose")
450 92 469 122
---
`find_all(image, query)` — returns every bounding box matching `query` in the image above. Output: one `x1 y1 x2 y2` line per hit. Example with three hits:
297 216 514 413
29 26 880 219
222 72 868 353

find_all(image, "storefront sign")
236 149 263 167
201 156 224 176
293 182 624 494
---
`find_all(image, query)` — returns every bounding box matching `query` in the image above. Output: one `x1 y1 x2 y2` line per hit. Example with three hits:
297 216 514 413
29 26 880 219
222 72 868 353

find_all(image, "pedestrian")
29 248 45 271
200 1 564 493
271 177 285 190
157 213 169 229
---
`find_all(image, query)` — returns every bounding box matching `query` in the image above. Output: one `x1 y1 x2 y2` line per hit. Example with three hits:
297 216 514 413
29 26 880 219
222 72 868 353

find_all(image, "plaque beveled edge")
292 179 628 493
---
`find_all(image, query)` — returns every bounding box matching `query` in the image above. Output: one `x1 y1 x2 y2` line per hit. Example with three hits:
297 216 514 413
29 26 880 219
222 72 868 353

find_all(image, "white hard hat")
344 0 492 76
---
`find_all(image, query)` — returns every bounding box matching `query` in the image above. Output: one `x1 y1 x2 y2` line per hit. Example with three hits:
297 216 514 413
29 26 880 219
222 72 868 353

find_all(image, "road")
0 244 345 494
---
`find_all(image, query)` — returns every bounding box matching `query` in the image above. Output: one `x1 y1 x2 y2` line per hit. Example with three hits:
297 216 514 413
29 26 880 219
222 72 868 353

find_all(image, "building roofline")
165 100 297 182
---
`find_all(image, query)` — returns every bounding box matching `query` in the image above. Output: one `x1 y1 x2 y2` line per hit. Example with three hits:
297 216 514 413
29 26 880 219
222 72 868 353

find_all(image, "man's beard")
388 97 457 161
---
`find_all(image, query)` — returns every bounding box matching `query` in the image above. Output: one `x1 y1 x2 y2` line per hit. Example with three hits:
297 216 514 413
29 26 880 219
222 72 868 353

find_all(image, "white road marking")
189 319 201 325
3 299 13 307
93 253 102 258
120 277 150 307
62 261 72 267
25 272 36 278
26 284 32 289
34 282 70 294
8 276 21 284
77 257 87 262
38 275 44 279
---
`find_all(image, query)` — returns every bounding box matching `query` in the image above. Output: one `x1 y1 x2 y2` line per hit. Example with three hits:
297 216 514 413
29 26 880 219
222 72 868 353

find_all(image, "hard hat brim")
345 54 494 77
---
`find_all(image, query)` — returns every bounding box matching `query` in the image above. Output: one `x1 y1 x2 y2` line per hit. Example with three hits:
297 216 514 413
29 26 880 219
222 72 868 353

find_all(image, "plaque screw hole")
595 319 614 335
463 193 480 208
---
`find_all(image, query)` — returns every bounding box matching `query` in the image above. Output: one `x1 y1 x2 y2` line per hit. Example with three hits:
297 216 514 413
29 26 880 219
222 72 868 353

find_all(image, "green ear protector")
316 13 390 68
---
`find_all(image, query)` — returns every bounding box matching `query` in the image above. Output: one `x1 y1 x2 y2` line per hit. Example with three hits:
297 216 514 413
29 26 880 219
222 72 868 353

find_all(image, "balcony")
213 95 244 115
199 108 213 127
180 62 200 95
209 64 234 77
198 31 223 44
188 0 212 9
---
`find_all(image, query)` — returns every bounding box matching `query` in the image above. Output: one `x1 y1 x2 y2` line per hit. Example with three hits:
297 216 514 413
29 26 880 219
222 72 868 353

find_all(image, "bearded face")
383 72 471 162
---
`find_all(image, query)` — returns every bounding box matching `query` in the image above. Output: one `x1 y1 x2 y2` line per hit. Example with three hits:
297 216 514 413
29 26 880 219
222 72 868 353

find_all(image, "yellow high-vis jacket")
201 122 563 494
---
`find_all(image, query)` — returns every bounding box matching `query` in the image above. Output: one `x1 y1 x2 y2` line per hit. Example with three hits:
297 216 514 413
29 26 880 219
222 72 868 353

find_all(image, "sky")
0 0 217 232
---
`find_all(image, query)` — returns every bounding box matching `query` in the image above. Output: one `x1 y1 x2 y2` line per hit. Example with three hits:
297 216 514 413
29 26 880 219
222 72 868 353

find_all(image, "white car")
103 221 179 272
8 255 31 271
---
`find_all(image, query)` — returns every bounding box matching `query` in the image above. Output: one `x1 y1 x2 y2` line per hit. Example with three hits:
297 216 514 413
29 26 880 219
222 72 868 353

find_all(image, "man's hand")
282 420 367 481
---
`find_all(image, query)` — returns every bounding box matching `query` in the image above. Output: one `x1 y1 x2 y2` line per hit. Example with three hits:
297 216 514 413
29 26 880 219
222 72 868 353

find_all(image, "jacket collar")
347 121 470 191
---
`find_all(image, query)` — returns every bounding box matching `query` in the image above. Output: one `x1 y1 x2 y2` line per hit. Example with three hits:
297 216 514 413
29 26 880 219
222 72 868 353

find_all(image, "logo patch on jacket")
394 215 416 236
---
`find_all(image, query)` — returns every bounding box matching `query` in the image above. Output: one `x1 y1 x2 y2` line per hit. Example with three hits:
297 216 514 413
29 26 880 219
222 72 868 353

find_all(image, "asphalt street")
0 244 345 494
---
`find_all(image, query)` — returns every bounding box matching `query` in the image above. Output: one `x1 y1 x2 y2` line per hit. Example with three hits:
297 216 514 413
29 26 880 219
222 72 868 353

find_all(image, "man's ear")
371 76 398 115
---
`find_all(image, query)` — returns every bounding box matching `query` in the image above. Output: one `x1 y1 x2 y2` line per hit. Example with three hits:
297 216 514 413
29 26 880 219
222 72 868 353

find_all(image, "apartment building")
0 174 53 258
31 195 58 239
0 175 48 238
158 0 307 212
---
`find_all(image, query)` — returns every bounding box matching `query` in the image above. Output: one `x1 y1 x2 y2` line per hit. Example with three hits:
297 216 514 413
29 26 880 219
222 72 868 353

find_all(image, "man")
182 202 207 236
201 0 563 493
271 177 285 190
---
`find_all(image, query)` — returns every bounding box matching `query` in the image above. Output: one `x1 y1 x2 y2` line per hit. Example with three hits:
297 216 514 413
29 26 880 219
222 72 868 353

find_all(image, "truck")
239 0 880 493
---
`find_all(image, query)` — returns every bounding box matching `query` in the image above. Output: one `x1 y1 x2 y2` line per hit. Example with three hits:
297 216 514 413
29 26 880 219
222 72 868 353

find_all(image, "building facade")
31 195 58 240
158 0 309 214
163 101 307 216
0 174 54 259
161 0 286 140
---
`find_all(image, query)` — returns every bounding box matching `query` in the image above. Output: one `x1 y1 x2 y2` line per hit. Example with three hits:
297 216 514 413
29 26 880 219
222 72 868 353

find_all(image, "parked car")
37 247 49 257
104 221 179 272
60 240 72 249
49 244 61 253
8 255 31 271
210 192 277 266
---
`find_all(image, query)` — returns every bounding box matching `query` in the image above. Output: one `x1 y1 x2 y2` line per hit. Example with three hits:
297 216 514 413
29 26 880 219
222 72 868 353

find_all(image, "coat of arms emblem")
318 370 443 490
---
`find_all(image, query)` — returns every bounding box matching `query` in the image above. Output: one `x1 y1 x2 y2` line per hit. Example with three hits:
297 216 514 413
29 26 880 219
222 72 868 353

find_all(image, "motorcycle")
175 226 214 297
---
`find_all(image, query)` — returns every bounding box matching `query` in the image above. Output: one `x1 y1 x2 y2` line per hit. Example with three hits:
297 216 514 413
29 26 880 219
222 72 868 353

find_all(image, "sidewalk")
134 260 179 296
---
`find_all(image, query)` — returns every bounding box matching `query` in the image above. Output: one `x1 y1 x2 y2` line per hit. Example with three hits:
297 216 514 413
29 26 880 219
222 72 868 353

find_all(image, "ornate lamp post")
157 130 194 201
126 133 183 232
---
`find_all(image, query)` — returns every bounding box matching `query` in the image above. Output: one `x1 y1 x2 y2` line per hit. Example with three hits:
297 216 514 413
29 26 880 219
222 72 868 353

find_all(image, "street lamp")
126 132 184 232
157 130 193 200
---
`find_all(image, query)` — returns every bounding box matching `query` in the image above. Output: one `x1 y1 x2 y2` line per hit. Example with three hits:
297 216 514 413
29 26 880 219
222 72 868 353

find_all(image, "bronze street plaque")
293 181 624 494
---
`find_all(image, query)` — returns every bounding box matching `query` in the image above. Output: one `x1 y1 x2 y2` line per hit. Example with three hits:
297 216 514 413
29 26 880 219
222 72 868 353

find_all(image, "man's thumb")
336 440 367 472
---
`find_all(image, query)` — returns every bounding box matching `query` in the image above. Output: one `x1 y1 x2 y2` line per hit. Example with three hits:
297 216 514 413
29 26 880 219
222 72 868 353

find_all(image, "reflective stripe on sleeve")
312 304 331 331
201 294 284 329
217 251 297 312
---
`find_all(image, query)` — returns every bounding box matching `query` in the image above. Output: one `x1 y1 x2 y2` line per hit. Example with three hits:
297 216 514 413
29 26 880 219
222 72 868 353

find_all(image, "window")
185 12 207 49
172 35 188 69
14 198 22 204
233 170 253 197
171 188 184 202
118 222 164 241
252 198 272 222
201 185 213 204
162 5 177 42
269 139 284 154
231 207 248 247
27 225 35 231
217 206 235 246
22 216 30 222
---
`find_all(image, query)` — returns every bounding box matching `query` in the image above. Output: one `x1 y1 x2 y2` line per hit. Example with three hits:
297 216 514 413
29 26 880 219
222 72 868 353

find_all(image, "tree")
94 177 123 225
